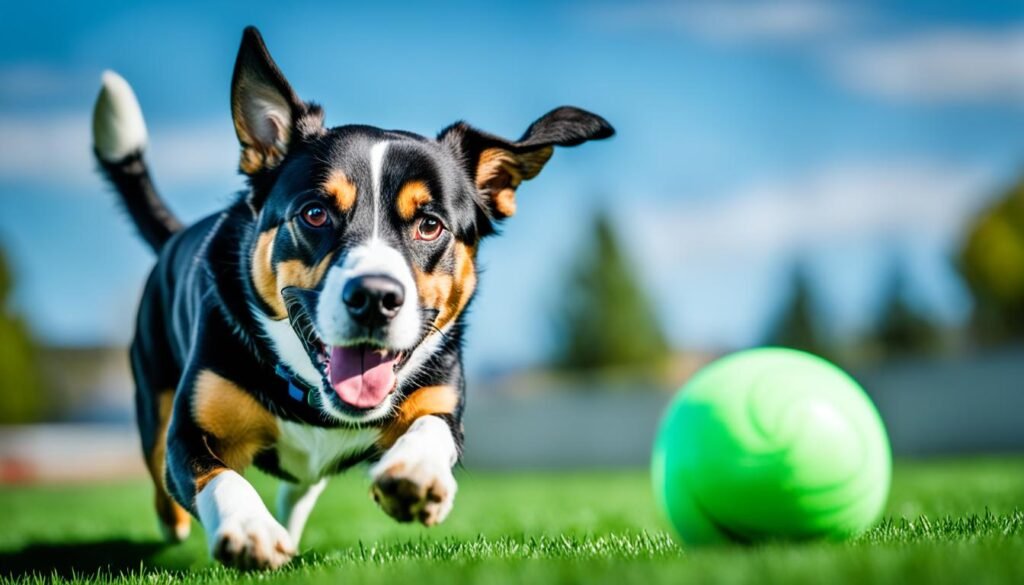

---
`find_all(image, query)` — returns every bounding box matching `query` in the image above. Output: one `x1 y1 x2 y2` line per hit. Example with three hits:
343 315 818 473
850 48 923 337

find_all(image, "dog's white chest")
275 419 380 483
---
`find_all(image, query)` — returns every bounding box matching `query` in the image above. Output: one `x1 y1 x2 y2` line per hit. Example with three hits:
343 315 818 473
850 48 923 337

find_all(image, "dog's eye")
300 204 330 228
415 216 444 241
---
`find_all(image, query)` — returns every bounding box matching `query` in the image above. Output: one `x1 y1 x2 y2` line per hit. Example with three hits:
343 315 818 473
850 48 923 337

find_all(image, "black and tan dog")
91 26 612 569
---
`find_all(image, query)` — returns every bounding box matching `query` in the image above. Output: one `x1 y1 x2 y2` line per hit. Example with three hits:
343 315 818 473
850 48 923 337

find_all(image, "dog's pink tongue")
329 346 398 409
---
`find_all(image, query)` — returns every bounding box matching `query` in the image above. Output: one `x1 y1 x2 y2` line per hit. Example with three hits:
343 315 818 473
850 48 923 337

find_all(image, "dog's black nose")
342 275 405 326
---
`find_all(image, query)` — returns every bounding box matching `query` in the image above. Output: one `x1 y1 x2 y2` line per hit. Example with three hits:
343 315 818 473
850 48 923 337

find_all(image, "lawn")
1 458 1023 584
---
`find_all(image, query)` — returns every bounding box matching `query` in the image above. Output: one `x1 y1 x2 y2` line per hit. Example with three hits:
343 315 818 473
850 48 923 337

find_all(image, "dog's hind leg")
133 370 191 542
131 275 190 542
138 382 192 542
133 363 191 541
277 479 327 546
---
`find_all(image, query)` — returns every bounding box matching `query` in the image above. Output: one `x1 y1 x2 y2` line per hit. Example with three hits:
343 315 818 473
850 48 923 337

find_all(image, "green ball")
652 348 891 545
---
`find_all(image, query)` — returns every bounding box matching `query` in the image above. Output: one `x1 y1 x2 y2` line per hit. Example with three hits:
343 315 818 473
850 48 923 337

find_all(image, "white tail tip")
92 70 148 162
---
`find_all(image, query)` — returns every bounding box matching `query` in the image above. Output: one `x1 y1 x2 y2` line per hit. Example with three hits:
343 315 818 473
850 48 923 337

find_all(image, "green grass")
2 459 1024 584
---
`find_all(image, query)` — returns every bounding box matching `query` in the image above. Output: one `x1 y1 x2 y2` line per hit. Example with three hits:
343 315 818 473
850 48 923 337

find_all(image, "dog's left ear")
439 107 614 219
231 26 324 175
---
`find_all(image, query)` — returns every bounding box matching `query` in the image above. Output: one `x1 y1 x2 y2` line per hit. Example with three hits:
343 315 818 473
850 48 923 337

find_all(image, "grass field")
2 458 1023 584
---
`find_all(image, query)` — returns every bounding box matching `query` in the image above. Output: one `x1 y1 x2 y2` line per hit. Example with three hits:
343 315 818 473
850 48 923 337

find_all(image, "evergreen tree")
0 244 45 423
551 211 670 375
765 262 830 358
871 260 941 358
958 175 1024 344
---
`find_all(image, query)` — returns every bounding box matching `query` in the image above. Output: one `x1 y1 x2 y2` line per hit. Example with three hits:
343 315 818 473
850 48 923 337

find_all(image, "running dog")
92 26 613 569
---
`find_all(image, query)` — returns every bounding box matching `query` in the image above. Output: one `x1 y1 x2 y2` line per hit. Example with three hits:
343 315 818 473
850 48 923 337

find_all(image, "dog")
91 26 612 570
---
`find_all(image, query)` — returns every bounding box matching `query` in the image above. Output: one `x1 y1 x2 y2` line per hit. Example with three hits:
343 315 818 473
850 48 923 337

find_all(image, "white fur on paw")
211 513 295 571
370 450 457 526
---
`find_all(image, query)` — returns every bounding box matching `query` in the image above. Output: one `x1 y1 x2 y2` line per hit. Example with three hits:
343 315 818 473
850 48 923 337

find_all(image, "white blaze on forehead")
369 141 389 241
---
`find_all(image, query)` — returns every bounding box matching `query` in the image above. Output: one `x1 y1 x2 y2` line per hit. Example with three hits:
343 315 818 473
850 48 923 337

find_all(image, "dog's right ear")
231 26 323 175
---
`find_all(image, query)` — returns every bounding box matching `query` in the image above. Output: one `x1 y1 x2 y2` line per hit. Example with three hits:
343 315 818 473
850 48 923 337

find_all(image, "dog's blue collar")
274 364 318 408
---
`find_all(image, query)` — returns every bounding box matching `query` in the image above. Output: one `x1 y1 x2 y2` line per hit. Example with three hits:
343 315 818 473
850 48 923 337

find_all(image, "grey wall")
462 348 1024 468
860 348 1024 456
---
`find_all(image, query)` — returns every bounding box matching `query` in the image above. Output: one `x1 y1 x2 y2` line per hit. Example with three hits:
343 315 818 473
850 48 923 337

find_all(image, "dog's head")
232 27 613 422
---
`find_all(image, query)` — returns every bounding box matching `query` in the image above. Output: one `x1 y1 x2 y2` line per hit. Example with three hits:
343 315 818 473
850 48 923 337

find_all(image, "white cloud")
618 161 996 346
831 28 1024 104
628 161 995 264
589 0 862 44
0 64 83 99
0 113 238 190
587 3 1024 106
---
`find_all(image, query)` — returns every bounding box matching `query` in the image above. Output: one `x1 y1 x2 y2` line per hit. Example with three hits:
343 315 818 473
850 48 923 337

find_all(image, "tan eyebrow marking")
397 180 433 220
322 169 357 212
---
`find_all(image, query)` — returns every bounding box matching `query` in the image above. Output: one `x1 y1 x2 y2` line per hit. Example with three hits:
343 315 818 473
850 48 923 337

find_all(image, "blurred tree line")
0 245 45 423
763 173 1024 362
764 259 942 365
551 173 1024 376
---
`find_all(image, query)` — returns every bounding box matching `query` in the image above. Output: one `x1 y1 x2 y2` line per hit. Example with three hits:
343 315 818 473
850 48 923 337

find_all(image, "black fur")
97 152 182 251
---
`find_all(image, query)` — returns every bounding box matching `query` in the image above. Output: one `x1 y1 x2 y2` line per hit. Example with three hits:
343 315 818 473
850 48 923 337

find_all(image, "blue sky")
0 1 1022 375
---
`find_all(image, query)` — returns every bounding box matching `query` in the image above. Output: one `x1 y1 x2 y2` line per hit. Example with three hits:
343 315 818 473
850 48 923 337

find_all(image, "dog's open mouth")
323 344 403 409
283 287 406 411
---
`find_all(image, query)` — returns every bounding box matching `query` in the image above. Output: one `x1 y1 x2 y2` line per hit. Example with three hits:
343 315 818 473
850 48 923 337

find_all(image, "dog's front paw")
370 457 457 526
211 513 295 571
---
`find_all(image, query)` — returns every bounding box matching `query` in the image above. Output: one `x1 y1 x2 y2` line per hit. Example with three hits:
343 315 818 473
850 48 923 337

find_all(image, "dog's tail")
92 71 182 253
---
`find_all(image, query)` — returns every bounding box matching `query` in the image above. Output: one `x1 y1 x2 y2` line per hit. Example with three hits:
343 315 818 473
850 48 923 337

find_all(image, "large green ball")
652 348 891 545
